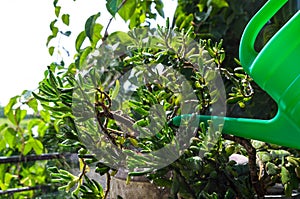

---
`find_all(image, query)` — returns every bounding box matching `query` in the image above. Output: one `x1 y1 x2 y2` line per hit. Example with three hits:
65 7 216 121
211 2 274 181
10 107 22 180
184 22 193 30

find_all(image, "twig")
102 0 128 41
104 172 111 199
78 158 87 181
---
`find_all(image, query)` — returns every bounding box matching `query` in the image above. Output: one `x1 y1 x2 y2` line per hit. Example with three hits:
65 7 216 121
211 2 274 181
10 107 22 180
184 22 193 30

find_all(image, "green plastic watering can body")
171 0 300 149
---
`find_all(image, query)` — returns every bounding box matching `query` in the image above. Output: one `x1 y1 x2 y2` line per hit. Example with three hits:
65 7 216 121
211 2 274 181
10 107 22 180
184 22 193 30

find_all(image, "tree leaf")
75 31 86 52
155 0 164 18
4 96 18 116
23 141 33 155
32 139 44 155
85 12 101 44
79 46 93 68
106 0 121 16
118 0 137 21
62 14 70 26
3 127 16 148
27 98 38 113
15 108 27 125
90 23 103 47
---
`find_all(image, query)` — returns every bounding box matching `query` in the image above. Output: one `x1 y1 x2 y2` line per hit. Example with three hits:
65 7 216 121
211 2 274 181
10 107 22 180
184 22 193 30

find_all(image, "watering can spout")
169 112 300 149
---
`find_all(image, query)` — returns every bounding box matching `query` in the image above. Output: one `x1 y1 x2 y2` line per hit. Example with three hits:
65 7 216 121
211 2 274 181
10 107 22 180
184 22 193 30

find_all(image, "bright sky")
0 0 177 106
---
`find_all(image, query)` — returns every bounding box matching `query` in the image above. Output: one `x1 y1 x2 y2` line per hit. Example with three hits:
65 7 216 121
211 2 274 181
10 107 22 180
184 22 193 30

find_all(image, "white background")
0 0 176 106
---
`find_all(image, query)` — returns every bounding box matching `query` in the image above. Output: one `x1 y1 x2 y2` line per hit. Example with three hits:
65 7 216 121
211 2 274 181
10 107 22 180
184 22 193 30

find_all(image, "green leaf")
108 31 133 43
27 98 38 113
0 123 8 132
111 80 120 100
24 138 44 155
95 162 110 175
50 20 58 37
3 127 16 148
155 0 164 18
281 166 290 184
55 6 61 17
266 162 278 175
257 151 272 163
106 0 121 16
75 31 86 52
118 0 137 21
32 139 44 155
49 46 55 56
85 13 101 44
4 96 18 116
46 35 55 46
211 0 229 8
79 47 93 68
53 0 59 7
62 14 70 26
90 23 103 47
23 141 33 155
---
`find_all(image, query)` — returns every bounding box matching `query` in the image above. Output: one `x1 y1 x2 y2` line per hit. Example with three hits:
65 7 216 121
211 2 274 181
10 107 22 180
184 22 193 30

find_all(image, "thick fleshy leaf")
281 166 290 184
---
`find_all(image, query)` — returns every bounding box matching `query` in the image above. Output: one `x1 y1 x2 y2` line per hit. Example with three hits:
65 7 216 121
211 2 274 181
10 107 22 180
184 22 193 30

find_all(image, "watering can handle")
239 0 288 74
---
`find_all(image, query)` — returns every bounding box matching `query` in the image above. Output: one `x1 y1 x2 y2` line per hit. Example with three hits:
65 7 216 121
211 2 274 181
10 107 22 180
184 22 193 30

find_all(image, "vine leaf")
62 14 70 26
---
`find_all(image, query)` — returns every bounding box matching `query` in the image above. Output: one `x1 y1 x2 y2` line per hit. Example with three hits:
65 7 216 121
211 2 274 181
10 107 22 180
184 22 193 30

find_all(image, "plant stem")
104 172 111 199
223 134 265 197
102 0 128 41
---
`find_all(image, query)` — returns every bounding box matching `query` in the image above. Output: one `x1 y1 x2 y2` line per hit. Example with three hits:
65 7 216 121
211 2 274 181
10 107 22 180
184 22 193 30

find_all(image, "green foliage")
254 141 300 197
147 121 255 198
0 93 53 198
2 0 298 198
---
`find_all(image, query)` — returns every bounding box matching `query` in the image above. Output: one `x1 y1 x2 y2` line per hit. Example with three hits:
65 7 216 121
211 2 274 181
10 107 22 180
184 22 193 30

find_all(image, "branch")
222 134 265 197
104 172 111 199
102 0 128 42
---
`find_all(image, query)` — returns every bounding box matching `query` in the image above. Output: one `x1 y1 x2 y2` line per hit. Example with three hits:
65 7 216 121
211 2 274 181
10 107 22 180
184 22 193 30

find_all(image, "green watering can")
170 0 300 149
